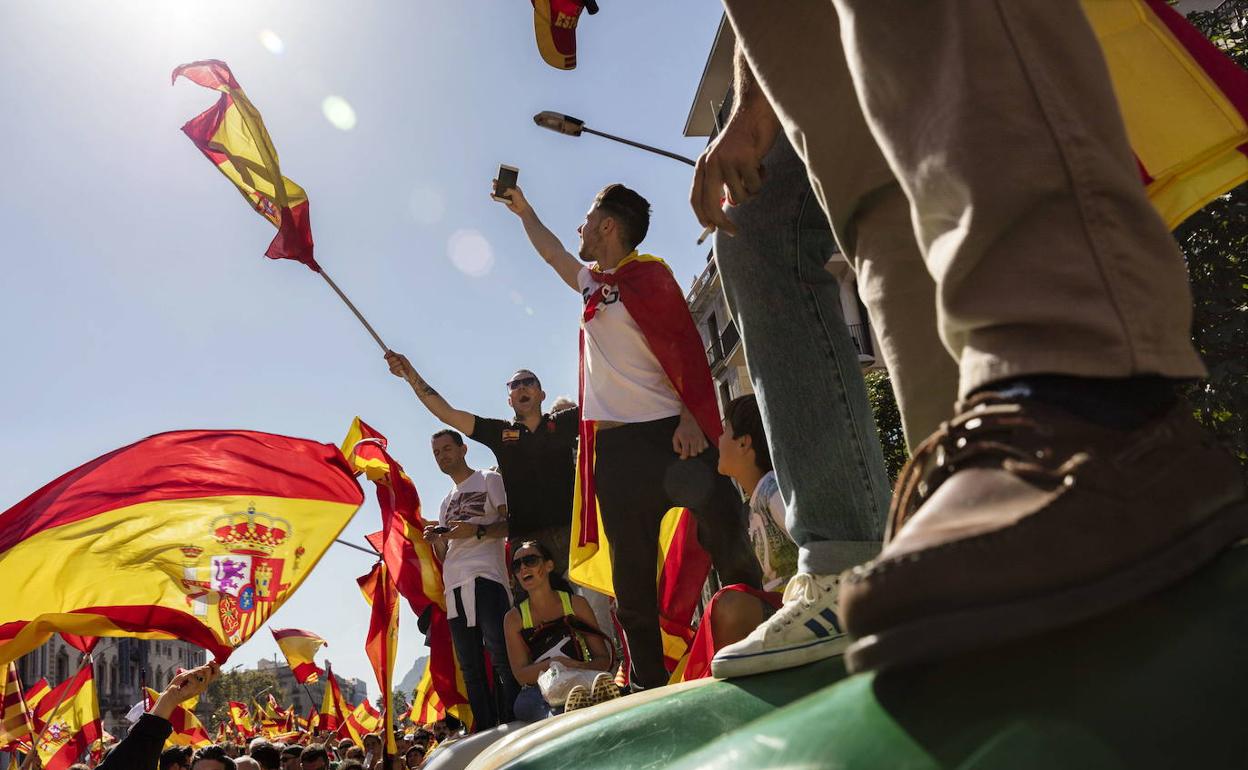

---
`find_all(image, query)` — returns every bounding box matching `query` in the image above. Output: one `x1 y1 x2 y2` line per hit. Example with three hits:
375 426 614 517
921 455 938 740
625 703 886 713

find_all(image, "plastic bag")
537 660 601 705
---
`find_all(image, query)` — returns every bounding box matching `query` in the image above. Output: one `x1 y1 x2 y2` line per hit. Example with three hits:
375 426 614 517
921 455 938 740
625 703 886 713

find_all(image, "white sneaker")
710 573 847 679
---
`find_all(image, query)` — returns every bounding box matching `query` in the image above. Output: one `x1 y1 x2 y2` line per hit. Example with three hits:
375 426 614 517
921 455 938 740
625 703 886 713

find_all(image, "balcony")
706 320 741 369
848 322 877 366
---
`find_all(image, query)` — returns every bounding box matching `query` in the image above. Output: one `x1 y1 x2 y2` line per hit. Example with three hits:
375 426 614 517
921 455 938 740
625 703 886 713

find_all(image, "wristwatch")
476 524 486 540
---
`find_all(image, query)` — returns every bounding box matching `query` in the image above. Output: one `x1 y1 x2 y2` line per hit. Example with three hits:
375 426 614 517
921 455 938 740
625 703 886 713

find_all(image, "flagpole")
334 538 379 557
318 270 389 353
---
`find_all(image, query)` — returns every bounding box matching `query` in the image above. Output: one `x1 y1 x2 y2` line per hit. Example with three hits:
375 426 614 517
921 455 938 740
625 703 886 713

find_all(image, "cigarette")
696 224 714 245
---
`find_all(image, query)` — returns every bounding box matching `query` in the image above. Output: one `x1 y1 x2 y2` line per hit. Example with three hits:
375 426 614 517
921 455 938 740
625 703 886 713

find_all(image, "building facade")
682 18 880 411
14 636 207 739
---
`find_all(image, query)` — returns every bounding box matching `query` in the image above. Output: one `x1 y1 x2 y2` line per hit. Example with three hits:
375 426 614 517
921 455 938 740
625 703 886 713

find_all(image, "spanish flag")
571 252 717 679
228 702 254 739
23 679 50 716
172 60 317 270
358 562 398 755
0 663 33 751
341 420 471 727
1088 0 1248 228
343 698 381 746
0 430 363 666
33 665 101 770
272 628 327 685
341 418 446 615
143 688 211 748
409 611 474 731
318 661 350 735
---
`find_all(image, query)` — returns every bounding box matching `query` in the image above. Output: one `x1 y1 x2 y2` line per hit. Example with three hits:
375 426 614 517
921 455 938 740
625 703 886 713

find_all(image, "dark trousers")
594 416 763 689
448 578 520 730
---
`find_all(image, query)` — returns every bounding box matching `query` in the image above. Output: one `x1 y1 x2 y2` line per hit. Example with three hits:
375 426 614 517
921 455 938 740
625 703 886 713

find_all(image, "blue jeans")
513 686 553 723
448 578 520 730
716 135 891 575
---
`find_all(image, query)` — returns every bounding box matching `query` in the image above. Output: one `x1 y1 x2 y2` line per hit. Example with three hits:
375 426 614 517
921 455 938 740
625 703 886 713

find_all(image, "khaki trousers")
724 0 1204 415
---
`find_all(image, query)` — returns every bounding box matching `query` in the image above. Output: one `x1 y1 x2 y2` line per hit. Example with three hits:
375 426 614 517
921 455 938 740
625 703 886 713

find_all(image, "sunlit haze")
0 0 724 692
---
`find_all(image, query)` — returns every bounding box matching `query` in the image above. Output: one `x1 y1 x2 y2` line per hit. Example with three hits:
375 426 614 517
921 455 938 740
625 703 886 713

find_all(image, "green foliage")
198 668 279 730
1177 5 1248 471
864 369 908 483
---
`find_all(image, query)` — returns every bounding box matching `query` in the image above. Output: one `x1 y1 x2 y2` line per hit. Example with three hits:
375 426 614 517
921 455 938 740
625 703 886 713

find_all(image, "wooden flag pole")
318 270 389 353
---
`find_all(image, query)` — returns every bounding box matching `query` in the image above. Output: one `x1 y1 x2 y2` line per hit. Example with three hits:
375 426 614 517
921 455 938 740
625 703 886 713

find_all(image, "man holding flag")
96 663 218 770
500 182 762 690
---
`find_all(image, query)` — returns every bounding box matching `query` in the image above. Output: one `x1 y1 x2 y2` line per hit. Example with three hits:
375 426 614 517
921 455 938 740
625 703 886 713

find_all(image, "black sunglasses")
507 376 539 391
511 553 544 572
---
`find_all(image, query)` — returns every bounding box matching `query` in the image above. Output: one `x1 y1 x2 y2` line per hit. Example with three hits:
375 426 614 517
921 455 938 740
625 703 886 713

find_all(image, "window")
55 651 68 683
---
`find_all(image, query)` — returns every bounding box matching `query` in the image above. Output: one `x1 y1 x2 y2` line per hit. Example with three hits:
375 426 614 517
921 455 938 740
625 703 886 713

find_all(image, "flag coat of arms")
33 665 101 770
0 430 363 665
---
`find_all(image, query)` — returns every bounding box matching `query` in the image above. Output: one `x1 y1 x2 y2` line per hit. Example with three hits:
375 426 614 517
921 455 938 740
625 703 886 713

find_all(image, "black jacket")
96 713 172 770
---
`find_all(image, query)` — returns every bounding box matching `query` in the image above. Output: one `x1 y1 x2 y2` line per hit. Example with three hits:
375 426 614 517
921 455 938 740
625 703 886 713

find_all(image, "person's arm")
504 610 552 685
384 352 476 435
97 663 218 770
498 186 582 292
554 595 612 672
690 42 784 236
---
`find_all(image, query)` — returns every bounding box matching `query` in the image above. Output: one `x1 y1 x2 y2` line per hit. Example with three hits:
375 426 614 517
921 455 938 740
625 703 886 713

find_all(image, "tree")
865 369 908 482
197 668 279 730
1177 4 1248 470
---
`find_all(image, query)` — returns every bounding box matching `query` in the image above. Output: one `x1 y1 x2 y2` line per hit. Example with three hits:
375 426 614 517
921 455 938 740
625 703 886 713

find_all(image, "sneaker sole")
846 499 1248 674
711 633 848 679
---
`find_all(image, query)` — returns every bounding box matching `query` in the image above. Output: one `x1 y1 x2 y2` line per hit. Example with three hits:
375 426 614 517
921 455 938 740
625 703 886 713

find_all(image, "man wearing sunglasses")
385 353 580 578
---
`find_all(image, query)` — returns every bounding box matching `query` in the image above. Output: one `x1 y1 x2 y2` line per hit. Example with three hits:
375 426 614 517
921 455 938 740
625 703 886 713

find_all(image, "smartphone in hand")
492 164 519 202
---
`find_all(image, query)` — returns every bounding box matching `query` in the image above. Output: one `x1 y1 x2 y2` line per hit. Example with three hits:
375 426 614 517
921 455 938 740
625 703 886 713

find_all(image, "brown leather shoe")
840 393 1248 673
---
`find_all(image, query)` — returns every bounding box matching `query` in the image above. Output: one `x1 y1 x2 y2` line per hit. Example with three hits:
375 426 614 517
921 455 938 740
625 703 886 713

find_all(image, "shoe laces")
887 394 1086 542
769 573 829 629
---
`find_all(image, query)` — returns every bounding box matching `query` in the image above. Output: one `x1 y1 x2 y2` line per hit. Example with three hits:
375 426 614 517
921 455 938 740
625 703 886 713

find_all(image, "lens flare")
258 29 285 54
321 96 357 131
448 230 495 278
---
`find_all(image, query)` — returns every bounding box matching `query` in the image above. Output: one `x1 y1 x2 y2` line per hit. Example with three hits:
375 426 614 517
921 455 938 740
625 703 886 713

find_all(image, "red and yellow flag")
33 665 101 770
1087 0 1248 228
358 561 398 755
0 430 363 665
24 679 50 715
271 628 327 685
340 419 471 729
228 701 254 739
172 60 317 270
410 611 473 731
0 662 33 750
341 418 445 615
343 699 381 746
144 688 210 748
318 662 350 736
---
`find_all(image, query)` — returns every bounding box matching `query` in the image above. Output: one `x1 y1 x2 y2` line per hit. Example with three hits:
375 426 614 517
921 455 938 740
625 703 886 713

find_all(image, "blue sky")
0 1 724 694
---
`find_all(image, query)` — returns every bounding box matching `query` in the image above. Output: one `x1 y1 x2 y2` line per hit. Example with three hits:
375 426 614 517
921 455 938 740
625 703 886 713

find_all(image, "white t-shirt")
747 471 798 591
438 469 509 598
578 266 684 423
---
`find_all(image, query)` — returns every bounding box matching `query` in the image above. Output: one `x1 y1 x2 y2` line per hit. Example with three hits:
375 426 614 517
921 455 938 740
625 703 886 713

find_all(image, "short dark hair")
339 762 365 770
192 745 237 770
249 741 282 770
594 184 651 251
300 744 329 763
161 746 193 770
431 429 464 446
280 744 302 760
724 394 772 473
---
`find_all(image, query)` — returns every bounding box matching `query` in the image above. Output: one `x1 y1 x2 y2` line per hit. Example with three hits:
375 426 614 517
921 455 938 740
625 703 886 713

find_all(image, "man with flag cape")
500 182 762 689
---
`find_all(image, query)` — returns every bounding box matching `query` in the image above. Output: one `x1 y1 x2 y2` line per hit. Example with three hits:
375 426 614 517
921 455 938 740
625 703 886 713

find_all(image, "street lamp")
533 111 696 167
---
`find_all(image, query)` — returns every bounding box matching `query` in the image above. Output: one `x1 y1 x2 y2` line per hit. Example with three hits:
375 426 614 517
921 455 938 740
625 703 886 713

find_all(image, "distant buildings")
255 657 368 715
14 636 207 738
